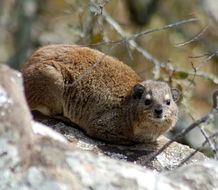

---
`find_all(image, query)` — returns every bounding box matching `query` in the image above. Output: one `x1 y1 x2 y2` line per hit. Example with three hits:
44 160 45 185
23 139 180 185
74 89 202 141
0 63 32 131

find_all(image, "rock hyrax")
22 45 180 144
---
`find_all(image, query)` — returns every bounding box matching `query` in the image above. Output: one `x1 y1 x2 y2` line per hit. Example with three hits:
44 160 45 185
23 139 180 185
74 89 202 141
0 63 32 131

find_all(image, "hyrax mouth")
154 114 163 119
151 113 166 122
153 106 164 119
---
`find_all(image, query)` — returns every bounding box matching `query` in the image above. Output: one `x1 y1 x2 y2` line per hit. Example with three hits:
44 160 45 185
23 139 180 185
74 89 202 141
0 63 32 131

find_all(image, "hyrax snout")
22 44 180 144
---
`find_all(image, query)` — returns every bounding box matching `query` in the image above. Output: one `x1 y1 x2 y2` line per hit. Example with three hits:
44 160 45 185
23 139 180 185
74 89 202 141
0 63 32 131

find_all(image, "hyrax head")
132 80 180 124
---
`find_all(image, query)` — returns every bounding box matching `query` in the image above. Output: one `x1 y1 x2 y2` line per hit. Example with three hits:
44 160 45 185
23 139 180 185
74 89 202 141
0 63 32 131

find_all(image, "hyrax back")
22 44 180 144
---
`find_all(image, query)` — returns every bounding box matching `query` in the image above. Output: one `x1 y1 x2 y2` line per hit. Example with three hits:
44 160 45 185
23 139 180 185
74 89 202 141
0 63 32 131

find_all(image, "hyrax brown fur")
22 44 180 144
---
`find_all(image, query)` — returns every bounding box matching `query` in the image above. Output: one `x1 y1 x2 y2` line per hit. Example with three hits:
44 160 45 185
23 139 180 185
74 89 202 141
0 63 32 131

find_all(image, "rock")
35 114 207 171
1 64 216 190
164 160 218 190
0 64 80 190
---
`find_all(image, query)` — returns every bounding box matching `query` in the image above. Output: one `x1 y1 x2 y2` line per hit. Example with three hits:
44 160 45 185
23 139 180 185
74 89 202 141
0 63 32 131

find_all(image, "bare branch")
70 10 217 90
200 125 218 159
127 18 200 42
124 40 134 60
103 13 199 46
178 132 218 167
185 62 197 91
102 13 200 79
175 25 209 47
100 0 110 13
93 14 218 84
188 54 211 58
196 51 218 71
193 71 218 84
87 15 217 85
103 11 161 78
90 0 111 16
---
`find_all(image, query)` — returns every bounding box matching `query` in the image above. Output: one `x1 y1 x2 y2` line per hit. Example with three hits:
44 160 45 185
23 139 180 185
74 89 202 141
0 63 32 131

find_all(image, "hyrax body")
22 45 179 144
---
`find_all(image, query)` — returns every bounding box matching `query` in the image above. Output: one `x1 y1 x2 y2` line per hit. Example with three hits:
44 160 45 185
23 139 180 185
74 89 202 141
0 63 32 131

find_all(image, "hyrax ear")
171 88 180 102
133 84 145 99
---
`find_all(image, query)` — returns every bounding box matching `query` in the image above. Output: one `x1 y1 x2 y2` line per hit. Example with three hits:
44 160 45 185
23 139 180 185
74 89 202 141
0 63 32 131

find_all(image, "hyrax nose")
154 107 163 115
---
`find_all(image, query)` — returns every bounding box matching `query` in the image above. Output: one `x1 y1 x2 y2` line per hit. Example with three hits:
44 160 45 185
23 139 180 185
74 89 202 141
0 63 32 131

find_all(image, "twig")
93 14 218 83
103 11 160 77
72 11 217 89
127 18 200 42
144 90 218 164
99 0 110 14
200 125 218 159
81 2 96 39
103 11 161 78
103 13 199 52
103 13 199 78
185 62 197 91
102 14 218 85
90 0 110 15
103 13 199 54
175 25 209 47
189 53 211 58
124 40 134 60
102 13 200 79
177 132 218 167
133 45 161 79
195 51 218 71
88 38 162 79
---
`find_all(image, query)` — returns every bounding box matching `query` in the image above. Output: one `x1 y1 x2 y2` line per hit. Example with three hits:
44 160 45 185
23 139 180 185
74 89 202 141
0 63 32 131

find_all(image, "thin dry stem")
200 125 218 159
175 25 209 47
196 51 217 71
177 132 218 167
127 18 200 42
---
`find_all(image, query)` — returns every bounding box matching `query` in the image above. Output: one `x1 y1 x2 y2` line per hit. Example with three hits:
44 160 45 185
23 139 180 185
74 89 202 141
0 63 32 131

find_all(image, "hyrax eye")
166 99 171 105
145 99 152 106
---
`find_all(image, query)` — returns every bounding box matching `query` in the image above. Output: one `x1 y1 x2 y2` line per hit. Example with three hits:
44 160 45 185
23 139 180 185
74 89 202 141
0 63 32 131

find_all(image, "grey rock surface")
36 115 207 171
164 160 218 190
0 64 216 190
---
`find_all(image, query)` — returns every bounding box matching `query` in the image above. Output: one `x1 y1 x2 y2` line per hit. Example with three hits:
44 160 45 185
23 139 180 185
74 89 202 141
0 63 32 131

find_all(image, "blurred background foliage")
0 0 217 155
